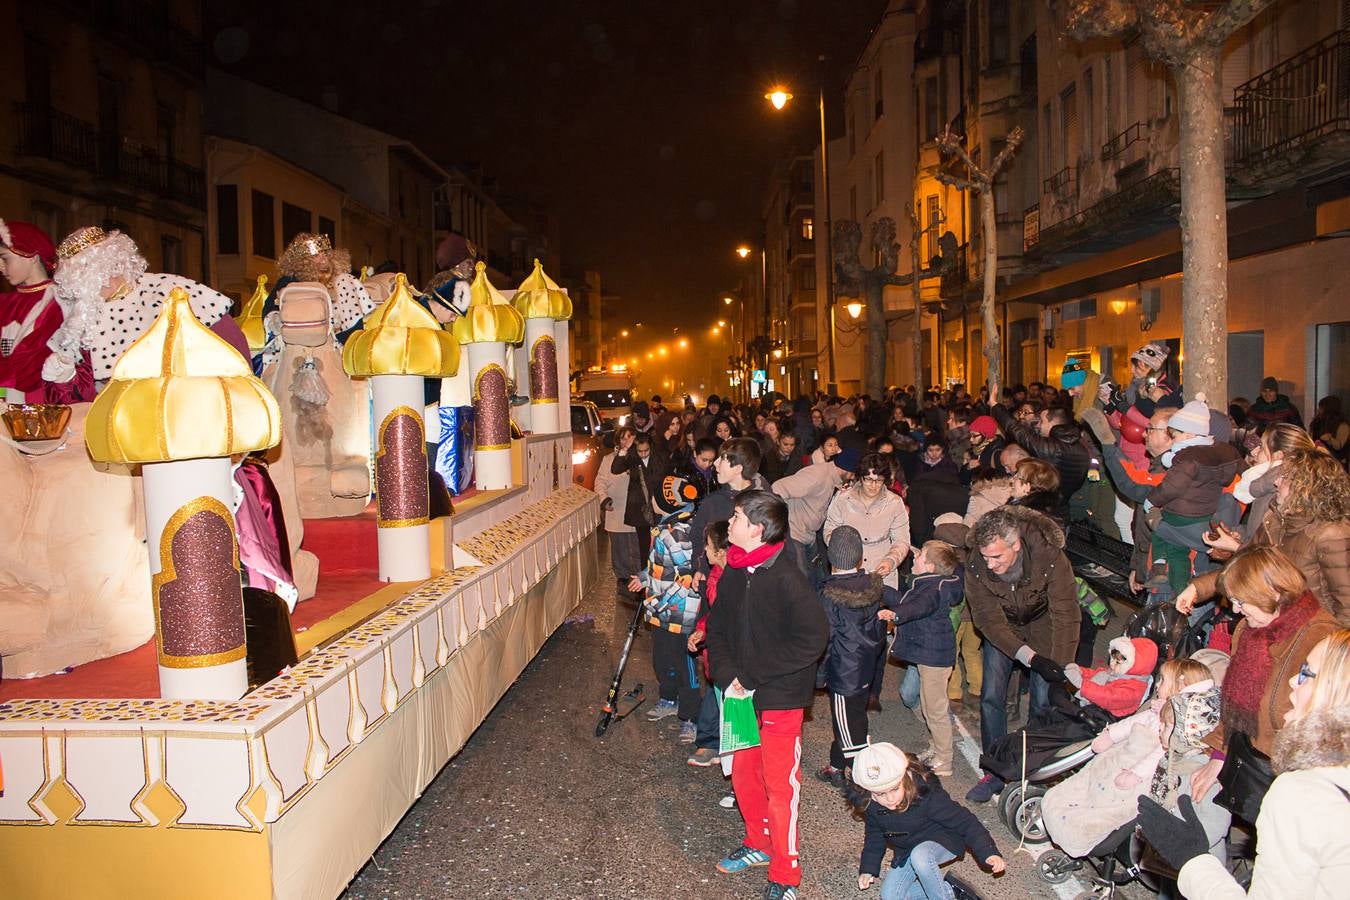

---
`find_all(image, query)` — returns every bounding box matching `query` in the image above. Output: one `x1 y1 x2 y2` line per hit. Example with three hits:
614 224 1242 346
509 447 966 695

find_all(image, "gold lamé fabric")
452 261 524 345
343 273 460 377
235 274 270 353
512 258 573 320
86 288 281 464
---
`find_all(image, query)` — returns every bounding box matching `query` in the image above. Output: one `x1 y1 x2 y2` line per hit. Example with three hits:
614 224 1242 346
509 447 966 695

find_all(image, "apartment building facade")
0 0 208 280
802 0 1350 412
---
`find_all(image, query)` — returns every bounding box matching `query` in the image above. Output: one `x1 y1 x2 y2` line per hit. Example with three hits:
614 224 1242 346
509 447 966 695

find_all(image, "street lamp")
846 301 864 319
722 295 735 306
766 61 836 395
735 245 752 260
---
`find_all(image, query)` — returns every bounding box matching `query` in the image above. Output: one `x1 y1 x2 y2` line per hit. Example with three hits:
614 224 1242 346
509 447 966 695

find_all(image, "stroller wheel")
997 782 1021 828
1037 849 1077 885
1009 785 1050 846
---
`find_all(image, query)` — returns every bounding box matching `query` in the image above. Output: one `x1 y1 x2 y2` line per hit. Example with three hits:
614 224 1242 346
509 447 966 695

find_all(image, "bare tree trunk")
980 190 1001 403
1177 46 1228 404
910 234 925 399
864 280 886 398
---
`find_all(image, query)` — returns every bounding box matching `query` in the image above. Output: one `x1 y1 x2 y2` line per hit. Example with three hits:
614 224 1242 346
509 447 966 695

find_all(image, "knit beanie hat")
969 415 998 441
1061 358 1088 389
1260 377 1279 392
1130 341 1170 373
1167 400 1211 436
833 447 862 473
826 525 864 570
853 742 909 793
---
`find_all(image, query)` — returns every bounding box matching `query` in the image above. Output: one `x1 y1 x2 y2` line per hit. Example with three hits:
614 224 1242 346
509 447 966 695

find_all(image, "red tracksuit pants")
731 707 805 886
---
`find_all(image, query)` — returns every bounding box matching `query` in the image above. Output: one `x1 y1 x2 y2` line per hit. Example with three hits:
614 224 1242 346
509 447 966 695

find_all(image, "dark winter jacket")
992 404 1091 507
677 458 718 498
688 474 772 576
859 774 1000 877
820 571 888 696
906 467 970 547
705 545 830 712
1147 440 1245 518
1249 393 1303 432
1009 490 1065 526
761 448 805 483
610 445 671 530
964 505 1080 665
888 569 963 668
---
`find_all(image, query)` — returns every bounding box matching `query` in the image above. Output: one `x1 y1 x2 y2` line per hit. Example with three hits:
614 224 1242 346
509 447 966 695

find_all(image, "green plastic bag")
720 692 760 754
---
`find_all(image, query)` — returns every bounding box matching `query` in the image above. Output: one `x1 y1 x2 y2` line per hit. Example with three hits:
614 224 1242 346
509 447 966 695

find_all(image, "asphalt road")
341 534 1152 899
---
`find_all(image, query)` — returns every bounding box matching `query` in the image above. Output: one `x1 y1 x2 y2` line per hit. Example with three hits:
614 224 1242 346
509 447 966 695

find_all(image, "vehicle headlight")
571 448 593 465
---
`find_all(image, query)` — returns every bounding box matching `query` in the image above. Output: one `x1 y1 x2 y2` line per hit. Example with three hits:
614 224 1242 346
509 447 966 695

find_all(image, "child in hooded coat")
1064 636 1159 719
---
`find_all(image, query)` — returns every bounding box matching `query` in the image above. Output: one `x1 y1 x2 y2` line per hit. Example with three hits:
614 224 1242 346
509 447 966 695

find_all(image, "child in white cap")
852 742 1004 897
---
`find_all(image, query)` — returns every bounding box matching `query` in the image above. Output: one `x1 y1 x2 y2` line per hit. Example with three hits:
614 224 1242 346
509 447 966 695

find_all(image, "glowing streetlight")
677 338 688 349
646 351 654 360
735 246 751 259
620 329 629 337
711 326 721 335
723 295 735 305
658 346 668 357
717 320 726 328
765 88 793 110
630 357 638 366
772 348 783 359
846 301 865 319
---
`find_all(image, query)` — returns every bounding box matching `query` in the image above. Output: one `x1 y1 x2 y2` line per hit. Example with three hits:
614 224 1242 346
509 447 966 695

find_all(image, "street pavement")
342 534 1152 899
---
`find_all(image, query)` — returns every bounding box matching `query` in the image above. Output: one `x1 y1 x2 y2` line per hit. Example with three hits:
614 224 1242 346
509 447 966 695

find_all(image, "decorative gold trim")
151 495 246 669
471 363 508 403
529 398 559 406
475 442 512 451
530 334 555 356
378 514 430 529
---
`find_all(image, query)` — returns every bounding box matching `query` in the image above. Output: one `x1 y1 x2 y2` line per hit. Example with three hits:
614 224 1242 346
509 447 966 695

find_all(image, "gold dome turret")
87 288 281 463
342 273 460 377
512 258 573 321
451 261 525 345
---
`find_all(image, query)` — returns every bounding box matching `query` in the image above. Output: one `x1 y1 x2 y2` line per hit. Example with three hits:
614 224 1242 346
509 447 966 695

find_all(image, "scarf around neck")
1162 433 1214 468
1223 591 1322 738
727 541 784 570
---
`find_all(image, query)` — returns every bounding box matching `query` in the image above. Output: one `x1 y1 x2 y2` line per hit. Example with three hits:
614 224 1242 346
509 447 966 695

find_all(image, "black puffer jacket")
992 404 1091 504
819 572 888 696
706 545 830 711
859 773 1000 876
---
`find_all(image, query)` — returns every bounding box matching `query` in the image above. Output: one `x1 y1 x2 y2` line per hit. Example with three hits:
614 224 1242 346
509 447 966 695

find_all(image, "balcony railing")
1230 28 1350 168
1043 165 1077 195
14 103 205 208
15 103 98 171
1101 121 1145 161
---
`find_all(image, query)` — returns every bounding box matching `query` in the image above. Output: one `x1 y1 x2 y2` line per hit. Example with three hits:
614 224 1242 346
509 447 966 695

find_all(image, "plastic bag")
720 692 760 754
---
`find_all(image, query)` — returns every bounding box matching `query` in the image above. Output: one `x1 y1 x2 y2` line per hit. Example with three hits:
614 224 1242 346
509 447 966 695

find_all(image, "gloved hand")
1063 663 1083 688
1029 654 1067 684
1136 795 1210 872
1079 408 1117 446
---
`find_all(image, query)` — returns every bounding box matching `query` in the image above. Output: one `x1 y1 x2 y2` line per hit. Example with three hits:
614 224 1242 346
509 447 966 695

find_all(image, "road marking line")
950 706 1090 898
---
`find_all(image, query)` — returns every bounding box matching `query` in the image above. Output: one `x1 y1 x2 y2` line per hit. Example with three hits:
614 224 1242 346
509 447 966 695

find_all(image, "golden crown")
57 226 110 261
302 234 333 256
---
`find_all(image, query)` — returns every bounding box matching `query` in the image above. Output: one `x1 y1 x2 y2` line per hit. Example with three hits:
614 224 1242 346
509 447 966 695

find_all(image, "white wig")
48 231 148 360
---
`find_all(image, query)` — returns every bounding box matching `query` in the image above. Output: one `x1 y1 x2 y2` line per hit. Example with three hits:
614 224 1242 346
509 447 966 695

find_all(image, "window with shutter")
1061 83 1079 171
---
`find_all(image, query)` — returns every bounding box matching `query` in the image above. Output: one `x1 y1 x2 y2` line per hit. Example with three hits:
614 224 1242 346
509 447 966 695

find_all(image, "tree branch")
934 171 982 193
988 126 1026 177
936 126 990 186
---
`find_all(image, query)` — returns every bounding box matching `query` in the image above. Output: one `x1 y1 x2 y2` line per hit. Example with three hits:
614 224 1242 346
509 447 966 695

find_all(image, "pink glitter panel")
377 409 428 525
530 335 559 402
156 502 246 665
474 366 511 449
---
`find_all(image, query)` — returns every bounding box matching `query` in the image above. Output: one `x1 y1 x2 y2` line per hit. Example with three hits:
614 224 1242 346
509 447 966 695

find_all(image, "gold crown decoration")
235 274 270 354
86 287 281 464
343 273 461 377
512 258 573 321
451 261 525 345
303 234 333 256
57 226 110 261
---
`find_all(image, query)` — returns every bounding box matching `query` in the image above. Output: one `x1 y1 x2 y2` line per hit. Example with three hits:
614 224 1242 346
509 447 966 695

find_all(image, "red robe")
0 282 93 403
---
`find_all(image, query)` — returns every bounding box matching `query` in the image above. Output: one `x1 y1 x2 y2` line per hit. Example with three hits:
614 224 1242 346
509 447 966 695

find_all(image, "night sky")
204 1 889 337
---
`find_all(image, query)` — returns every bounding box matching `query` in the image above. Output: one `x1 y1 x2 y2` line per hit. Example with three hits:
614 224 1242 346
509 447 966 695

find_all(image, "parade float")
0 258 592 899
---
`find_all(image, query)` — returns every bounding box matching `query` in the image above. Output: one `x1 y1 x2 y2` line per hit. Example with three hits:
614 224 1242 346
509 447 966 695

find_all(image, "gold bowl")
3 404 72 441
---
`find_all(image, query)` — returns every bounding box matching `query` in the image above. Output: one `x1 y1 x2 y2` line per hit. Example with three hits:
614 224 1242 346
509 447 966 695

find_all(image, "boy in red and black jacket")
706 490 829 900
